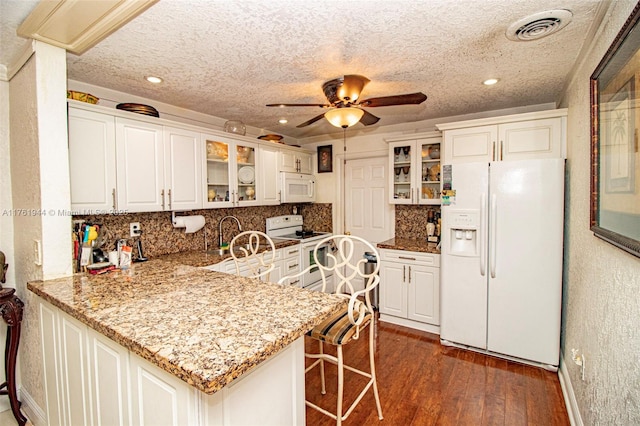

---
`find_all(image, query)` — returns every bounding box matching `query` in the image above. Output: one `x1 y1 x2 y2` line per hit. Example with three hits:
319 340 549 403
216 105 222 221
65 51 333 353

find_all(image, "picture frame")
590 3 640 258
317 145 333 173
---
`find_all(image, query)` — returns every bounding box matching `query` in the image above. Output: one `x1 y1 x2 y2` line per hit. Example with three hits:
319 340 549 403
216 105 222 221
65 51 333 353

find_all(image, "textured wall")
9 55 47 417
395 205 441 240
0 71 13 415
560 1 640 424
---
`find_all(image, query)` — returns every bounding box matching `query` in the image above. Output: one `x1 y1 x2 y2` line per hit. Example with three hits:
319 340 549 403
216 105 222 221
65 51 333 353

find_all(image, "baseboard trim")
558 352 584 426
379 314 440 334
19 387 46 426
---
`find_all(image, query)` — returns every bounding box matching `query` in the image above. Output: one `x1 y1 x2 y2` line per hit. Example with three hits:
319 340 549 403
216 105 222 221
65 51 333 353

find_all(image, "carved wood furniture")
0 288 27 426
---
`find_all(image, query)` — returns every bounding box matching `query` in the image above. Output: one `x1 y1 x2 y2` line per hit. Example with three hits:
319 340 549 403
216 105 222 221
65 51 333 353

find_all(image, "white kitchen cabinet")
379 248 440 333
164 126 203 210
116 119 203 212
275 245 302 287
437 109 567 164
129 353 197 426
280 148 312 173
58 314 92 426
204 135 260 208
386 133 442 205
68 107 117 212
258 144 281 205
209 245 301 285
39 301 64 426
37 295 305 426
87 328 130 426
115 117 165 212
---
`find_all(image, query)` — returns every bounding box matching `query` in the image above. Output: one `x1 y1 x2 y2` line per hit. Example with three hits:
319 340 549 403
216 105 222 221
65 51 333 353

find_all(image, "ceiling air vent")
506 10 573 41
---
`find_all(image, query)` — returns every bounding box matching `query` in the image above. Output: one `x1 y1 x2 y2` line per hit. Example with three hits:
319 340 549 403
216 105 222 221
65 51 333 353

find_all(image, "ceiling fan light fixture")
325 107 364 128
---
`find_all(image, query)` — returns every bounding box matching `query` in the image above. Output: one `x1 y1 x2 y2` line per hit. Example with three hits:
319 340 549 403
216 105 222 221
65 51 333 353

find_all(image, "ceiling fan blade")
266 103 330 108
359 110 380 126
359 92 427 107
296 113 327 128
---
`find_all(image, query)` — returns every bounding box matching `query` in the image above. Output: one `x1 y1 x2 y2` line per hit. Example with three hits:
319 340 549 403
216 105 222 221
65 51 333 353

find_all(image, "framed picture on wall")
317 145 333 173
590 2 640 258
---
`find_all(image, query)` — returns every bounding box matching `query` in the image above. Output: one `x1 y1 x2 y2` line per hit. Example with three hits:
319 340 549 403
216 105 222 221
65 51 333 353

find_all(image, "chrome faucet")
218 215 242 247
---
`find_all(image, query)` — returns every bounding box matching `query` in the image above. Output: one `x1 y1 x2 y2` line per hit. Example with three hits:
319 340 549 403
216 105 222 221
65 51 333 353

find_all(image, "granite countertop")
27 253 345 395
158 239 300 268
377 237 440 254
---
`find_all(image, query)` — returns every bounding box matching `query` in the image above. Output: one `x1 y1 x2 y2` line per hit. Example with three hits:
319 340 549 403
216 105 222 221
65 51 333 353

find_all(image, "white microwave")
280 172 316 203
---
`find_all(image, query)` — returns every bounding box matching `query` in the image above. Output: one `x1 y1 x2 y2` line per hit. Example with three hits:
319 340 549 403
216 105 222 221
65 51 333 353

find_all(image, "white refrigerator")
440 158 564 369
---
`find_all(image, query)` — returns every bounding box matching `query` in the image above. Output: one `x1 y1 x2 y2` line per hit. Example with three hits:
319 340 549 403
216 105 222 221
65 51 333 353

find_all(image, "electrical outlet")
130 222 141 237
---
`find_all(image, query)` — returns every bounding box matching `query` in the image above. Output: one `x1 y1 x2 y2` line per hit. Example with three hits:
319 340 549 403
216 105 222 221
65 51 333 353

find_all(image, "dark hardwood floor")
305 317 569 425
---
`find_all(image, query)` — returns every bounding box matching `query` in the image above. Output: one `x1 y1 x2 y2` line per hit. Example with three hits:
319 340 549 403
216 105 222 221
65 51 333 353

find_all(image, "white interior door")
345 156 395 290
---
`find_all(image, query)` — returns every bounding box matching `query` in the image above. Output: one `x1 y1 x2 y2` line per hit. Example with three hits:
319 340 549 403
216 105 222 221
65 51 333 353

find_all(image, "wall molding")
558 352 584 426
19 386 46 426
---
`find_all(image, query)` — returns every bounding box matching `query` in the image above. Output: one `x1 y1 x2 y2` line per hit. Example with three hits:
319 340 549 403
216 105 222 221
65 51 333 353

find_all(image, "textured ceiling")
1 0 605 140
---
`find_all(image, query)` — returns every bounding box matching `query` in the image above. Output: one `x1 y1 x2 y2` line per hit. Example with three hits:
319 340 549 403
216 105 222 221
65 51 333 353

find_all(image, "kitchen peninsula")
27 257 346 425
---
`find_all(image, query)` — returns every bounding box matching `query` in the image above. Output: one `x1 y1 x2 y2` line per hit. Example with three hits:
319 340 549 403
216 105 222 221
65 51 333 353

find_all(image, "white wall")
560 0 640 424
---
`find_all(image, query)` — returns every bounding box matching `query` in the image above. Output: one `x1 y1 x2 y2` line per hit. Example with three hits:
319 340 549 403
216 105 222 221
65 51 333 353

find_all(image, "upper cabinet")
258 144 281 205
115 120 203 212
164 126 203 210
115 117 165 212
387 133 442 205
68 101 314 213
68 108 117 212
280 149 312 173
203 135 259 208
437 109 567 164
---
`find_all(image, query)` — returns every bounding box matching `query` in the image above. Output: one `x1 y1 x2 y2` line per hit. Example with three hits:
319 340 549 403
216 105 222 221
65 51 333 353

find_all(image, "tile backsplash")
395 205 441 240
74 203 333 258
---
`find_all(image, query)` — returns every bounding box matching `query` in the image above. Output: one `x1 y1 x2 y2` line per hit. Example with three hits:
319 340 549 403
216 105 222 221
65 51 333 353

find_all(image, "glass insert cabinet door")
420 141 441 204
205 139 258 206
206 140 231 204
392 143 413 201
235 144 256 203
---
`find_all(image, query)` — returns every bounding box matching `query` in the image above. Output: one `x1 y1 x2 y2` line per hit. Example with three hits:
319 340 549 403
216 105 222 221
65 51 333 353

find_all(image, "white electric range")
266 215 333 290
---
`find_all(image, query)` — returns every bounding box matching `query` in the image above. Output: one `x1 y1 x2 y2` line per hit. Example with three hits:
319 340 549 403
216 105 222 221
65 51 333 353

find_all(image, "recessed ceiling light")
279 118 288 124
146 76 163 84
483 78 499 86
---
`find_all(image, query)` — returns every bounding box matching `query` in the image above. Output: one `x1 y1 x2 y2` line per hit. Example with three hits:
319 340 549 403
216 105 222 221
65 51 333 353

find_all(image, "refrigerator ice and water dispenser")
448 210 479 257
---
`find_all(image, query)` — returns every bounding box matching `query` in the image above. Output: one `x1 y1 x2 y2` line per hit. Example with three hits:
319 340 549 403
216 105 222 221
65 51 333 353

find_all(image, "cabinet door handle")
492 141 496 161
287 249 299 255
500 140 504 161
112 188 117 210
403 265 406 282
291 279 300 286
408 266 412 284
161 189 165 210
399 256 416 261
288 263 299 269
168 189 172 210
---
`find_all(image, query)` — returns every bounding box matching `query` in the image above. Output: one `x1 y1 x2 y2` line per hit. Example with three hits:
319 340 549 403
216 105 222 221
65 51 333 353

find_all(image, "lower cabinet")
206 245 302 287
378 248 440 333
37 297 305 426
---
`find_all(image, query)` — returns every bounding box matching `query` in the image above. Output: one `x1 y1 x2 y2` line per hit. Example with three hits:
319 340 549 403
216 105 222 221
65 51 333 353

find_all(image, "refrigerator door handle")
480 193 487 276
490 194 497 278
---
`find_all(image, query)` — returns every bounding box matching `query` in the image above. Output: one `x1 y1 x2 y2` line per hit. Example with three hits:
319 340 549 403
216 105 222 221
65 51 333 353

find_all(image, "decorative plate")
238 166 255 184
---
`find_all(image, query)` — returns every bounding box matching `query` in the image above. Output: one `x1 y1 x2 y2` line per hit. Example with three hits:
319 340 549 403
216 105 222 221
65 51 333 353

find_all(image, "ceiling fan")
266 75 427 128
